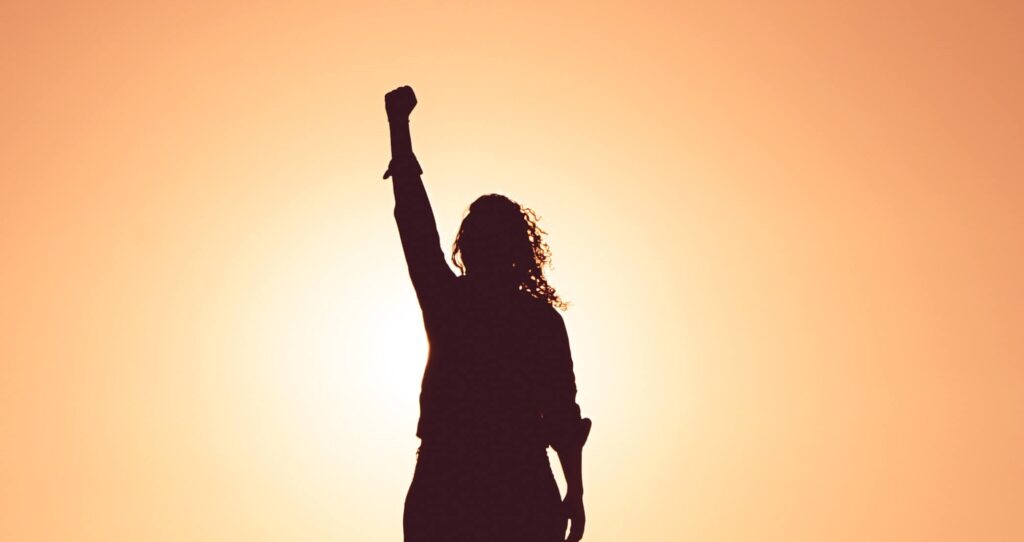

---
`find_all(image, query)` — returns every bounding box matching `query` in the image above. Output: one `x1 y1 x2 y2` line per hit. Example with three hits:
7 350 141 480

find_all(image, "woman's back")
416 277 570 451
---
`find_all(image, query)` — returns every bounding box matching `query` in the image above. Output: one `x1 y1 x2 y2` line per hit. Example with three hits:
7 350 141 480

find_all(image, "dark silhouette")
383 86 591 542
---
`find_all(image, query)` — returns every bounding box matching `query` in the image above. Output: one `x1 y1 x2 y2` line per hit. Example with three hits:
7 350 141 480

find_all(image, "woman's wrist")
388 119 414 158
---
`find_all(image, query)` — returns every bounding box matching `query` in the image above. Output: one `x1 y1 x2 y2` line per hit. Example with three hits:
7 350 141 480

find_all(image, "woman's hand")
563 493 586 541
385 85 417 122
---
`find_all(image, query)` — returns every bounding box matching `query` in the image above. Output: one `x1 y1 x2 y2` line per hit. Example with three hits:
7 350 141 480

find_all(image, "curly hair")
451 194 567 311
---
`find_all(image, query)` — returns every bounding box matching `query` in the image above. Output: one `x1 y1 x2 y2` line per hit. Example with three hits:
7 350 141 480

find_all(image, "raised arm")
383 86 455 311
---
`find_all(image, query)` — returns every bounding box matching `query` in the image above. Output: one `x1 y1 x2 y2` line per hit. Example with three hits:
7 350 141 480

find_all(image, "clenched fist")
385 85 417 122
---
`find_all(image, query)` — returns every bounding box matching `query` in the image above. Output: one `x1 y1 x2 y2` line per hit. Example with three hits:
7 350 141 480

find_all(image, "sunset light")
3 2 1022 541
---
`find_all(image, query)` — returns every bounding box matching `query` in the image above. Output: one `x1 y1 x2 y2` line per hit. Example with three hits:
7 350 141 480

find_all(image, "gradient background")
2 1 1022 541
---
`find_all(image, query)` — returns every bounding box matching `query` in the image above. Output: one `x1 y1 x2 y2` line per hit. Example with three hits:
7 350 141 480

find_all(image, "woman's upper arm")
539 309 589 451
392 173 456 308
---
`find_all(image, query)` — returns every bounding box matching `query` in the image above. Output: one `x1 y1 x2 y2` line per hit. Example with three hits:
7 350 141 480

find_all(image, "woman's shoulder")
516 293 563 326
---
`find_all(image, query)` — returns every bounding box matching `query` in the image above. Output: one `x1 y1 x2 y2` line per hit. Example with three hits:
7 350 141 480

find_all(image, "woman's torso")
416 277 553 452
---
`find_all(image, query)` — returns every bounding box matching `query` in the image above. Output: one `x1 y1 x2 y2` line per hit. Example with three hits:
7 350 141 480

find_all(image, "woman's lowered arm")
542 311 591 542
553 387 590 542
383 86 454 306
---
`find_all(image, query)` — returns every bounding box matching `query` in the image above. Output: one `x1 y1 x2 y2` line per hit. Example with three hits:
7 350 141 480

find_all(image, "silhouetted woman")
383 86 591 542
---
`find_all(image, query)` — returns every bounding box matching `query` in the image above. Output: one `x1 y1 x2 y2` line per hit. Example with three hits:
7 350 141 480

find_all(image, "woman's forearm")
557 445 584 498
557 438 587 541
389 119 413 157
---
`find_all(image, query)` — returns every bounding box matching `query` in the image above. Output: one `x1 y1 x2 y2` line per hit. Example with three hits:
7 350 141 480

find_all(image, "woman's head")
452 194 566 310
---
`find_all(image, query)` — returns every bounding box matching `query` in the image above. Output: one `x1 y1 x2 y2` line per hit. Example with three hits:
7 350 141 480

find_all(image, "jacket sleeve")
390 158 456 312
538 309 591 452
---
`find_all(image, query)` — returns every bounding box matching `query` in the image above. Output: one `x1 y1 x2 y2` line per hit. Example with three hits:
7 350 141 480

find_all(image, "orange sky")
2 2 1022 541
